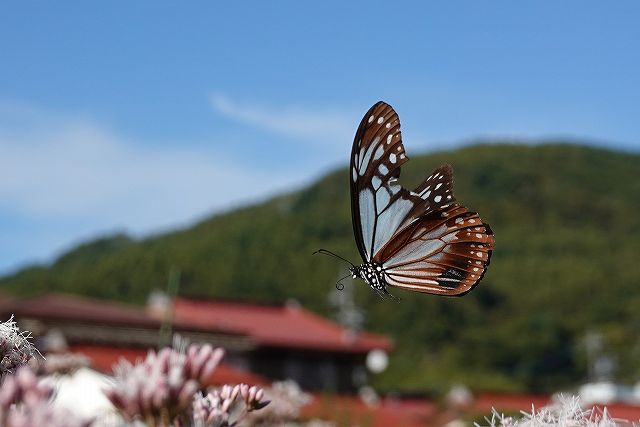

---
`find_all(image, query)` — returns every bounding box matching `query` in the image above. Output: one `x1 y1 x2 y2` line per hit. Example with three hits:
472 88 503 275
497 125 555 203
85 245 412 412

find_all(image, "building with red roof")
0 293 392 392
172 297 392 391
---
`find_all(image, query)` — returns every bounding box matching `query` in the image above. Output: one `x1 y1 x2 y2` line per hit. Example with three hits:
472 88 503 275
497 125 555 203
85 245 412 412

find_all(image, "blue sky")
1 1 639 274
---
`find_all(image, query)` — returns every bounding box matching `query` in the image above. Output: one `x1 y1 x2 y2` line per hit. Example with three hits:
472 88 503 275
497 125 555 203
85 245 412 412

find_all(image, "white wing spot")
389 153 397 163
473 267 479 272
400 154 406 159
372 175 382 189
455 217 463 224
368 115 374 123
469 219 476 223
442 212 448 217
475 261 482 265
378 164 389 175
475 233 483 238
435 183 442 190
352 168 357 182
386 122 391 128
373 144 385 161
424 190 431 198
434 195 442 203
447 195 452 200
387 135 393 144
377 116 384 124
470 251 475 255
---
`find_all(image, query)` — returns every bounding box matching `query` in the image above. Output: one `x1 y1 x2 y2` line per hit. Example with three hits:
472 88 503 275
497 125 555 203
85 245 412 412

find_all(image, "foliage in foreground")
477 395 625 427
0 316 308 426
0 316 338 426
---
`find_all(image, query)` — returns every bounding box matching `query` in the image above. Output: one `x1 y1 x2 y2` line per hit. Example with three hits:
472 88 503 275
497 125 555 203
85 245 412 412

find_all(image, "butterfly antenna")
313 249 356 268
334 272 352 291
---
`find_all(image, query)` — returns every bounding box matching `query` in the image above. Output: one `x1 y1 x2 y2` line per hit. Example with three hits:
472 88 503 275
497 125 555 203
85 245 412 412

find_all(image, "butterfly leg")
387 292 402 302
373 286 401 302
373 288 386 299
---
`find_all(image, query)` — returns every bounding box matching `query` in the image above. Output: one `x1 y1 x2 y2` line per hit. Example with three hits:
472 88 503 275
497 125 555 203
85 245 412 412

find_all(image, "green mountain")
2 143 639 393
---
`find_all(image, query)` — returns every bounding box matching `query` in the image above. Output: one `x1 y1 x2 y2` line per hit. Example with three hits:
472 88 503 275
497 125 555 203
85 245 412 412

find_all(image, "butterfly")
317 101 494 299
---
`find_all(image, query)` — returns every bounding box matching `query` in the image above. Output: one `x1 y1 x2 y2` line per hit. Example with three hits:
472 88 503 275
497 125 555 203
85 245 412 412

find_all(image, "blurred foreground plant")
0 366 91 427
0 317 320 426
476 395 624 427
105 343 270 426
244 380 310 426
0 316 39 378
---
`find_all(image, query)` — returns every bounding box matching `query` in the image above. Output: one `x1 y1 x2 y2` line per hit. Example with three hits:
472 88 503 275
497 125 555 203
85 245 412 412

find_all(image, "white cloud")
0 101 297 272
210 93 356 147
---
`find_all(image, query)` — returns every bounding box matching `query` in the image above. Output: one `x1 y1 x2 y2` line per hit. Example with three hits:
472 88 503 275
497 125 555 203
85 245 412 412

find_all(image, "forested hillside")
2 143 639 393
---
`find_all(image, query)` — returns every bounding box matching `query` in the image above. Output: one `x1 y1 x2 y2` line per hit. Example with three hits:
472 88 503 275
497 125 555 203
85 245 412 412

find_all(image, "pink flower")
105 344 225 424
0 367 91 427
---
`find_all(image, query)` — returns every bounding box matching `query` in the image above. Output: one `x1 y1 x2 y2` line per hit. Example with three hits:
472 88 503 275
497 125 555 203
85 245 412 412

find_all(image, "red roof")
0 293 236 334
173 298 392 353
303 394 435 427
68 344 267 386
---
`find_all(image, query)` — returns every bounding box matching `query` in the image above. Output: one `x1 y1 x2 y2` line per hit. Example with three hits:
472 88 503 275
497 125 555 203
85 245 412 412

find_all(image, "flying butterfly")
316 101 494 299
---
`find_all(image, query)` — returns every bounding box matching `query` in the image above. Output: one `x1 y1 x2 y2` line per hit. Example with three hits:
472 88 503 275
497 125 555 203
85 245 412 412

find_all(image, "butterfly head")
348 265 360 279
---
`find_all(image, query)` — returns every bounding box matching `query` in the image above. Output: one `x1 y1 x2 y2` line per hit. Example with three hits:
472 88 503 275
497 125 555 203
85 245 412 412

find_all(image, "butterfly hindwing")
380 204 494 295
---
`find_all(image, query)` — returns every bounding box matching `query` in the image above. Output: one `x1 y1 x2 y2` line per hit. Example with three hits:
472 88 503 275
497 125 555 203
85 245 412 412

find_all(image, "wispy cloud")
210 93 356 147
0 100 295 272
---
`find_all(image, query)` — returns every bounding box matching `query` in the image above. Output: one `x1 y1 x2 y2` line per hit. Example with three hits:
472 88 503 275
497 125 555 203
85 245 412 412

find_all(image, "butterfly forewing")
350 103 463 262
350 102 412 261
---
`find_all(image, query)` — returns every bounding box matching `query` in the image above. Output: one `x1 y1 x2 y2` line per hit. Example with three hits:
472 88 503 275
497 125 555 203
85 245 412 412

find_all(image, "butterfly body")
343 101 495 298
349 262 387 293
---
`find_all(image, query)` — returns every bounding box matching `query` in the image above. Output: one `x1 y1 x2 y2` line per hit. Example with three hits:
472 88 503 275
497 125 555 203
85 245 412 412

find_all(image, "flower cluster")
0 367 91 427
244 380 311 425
0 317 39 378
105 343 231 424
477 395 623 427
0 317 295 426
192 384 269 426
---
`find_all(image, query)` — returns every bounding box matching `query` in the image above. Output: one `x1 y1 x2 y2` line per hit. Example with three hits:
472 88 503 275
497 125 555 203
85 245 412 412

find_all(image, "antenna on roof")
157 266 181 348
